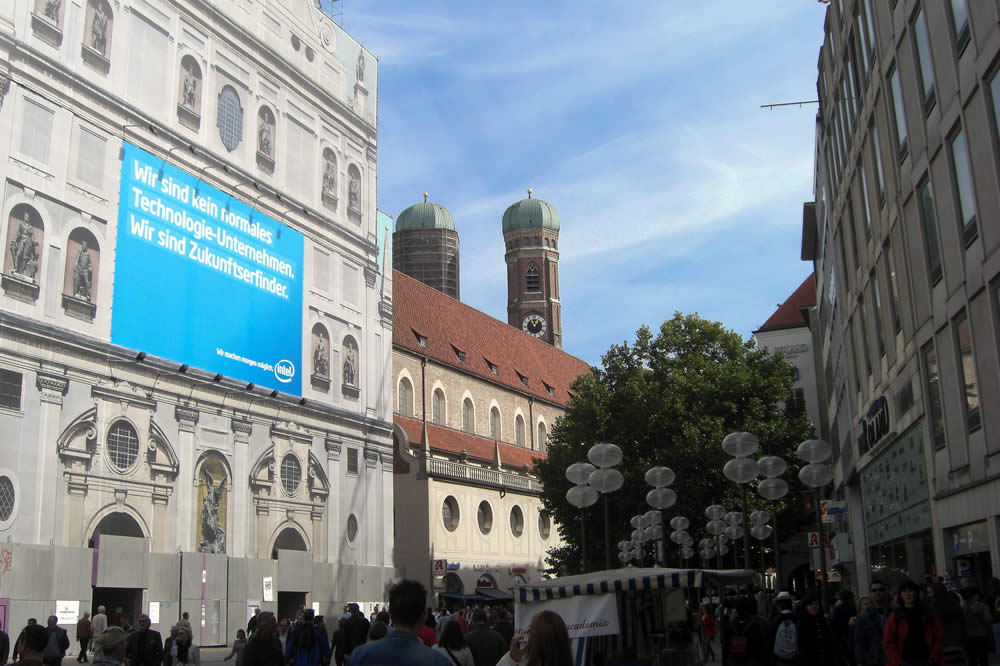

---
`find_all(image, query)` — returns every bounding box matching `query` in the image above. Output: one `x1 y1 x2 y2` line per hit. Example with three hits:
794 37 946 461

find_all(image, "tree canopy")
535 312 814 574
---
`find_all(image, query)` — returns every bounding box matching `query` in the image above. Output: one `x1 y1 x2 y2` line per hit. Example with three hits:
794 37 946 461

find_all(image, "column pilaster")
35 371 67 545
231 418 252 557
175 404 199 551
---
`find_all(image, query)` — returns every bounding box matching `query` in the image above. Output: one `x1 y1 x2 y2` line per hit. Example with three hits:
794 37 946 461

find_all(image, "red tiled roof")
395 415 546 470
392 270 592 405
755 274 816 333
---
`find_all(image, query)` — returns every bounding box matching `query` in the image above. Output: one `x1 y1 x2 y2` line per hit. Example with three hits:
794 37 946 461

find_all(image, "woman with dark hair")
798 593 837 666
884 580 943 666
498 610 572 666
431 620 473 666
285 609 330 666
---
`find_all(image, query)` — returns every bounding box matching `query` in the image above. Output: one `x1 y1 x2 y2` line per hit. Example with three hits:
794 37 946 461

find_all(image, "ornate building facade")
0 0 393 643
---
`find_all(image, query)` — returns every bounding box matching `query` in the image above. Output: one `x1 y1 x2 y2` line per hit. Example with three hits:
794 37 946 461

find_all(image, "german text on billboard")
112 142 304 395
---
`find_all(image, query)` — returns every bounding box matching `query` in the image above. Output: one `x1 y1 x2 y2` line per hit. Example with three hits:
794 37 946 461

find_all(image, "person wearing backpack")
722 597 765 666
797 594 836 666
773 610 799 665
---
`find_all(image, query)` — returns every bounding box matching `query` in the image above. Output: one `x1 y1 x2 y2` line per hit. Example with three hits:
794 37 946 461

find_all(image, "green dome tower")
393 194 460 299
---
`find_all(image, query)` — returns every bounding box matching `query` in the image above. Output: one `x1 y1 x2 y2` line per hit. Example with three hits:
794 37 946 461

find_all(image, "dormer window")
515 371 529 387
542 382 555 397
412 328 427 348
451 345 466 362
484 358 498 375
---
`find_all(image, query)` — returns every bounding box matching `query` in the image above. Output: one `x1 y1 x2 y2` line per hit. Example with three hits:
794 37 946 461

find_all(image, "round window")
442 496 460 532
477 501 493 535
347 514 359 542
280 455 302 496
106 421 140 471
538 510 551 540
0 476 14 522
510 505 524 537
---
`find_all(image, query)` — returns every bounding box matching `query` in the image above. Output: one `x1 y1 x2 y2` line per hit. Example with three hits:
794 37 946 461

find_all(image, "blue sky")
348 1 826 366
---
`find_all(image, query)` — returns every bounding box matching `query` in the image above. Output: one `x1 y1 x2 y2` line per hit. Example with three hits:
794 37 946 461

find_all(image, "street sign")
807 532 821 548
820 500 846 523
433 558 448 575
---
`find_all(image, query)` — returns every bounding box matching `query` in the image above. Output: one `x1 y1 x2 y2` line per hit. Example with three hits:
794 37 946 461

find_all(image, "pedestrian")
331 619 345 666
126 614 163 666
721 597 766 666
276 620 289 655
14 619 39 662
701 603 718 663
285 609 330 666
432 620 473 666
246 610 260 639
91 628 127 666
118 618 132 635
172 628 198 666
163 626 180 666
855 580 892 666
346 580 450 665
241 612 283 666
961 588 992 666
76 613 92 663
491 610 514 648
365 623 387 643
16 623 50 666
418 615 437 648
341 605 369 662
41 617 69 666
177 614 192 638
497 610 572 666
932 582 966 666
797 594 835 666
223 630 247 666
314 616 331 666
0 623 9 665
463 609 506 666
883 580 943 666
773 609 799 665
833 590 858 666
91 609 107 643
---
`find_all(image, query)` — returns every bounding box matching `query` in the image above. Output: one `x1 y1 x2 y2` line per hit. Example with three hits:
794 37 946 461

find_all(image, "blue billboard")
112 142 304 395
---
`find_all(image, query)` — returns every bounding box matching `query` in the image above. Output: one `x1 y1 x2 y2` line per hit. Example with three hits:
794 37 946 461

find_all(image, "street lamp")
796 439 834 609
566 462 598 573
705 504 729 569
587 442 624 571
722 432 760 571
669 516 694 566
757 455 789 588
645 465 676 566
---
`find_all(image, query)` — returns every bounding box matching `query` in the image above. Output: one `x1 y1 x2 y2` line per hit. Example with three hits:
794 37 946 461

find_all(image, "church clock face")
522 314 546 338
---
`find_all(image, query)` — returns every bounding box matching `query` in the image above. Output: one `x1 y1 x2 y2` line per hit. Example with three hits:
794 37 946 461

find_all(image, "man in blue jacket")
347 581 449 666
854 579 892 666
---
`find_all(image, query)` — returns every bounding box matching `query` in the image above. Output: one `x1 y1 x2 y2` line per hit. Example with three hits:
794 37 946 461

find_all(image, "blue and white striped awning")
515 568 702 603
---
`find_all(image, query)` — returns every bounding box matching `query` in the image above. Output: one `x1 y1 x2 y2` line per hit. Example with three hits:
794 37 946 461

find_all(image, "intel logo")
274 360 295 383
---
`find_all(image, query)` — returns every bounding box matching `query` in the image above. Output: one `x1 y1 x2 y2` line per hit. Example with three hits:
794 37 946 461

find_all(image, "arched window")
489 407 500 440
432 389 445 425
462 398 474 434
537 422 547 453
280 454 302 496
177 55 202 128
515 415 525 447
82 0 113 66
216 85 243 152
347 164 362 215
63 227 99 306
342 336 359 388
525 264 540 292
398 378 413 417
4 204 44 286
106 420 139 471
256 106 275 170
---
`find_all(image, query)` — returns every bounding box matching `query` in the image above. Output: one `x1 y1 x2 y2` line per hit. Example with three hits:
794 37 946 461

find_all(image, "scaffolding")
314 0 343 26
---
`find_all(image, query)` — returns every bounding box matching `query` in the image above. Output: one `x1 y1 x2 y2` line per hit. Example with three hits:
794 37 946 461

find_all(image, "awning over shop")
514 567 705 603
438 593 481 602
476 587 513 602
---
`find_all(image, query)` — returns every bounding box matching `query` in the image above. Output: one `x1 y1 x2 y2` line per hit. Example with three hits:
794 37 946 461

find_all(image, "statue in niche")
199 469 226 553
90 3 108 55
348 172 360 210
9 211 39 280
322 158 336 195
258 118 272 157
313 337 328 377
43 0 60 22
342 342 356 386
356 52 365 83
72 240 93 301
181 65 198 109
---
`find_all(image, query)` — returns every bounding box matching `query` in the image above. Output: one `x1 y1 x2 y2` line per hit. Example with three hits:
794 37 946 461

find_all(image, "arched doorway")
272 527 308 621
89 511 146 629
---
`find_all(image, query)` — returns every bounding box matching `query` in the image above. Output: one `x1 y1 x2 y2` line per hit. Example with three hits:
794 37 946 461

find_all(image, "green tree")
536 312 814 574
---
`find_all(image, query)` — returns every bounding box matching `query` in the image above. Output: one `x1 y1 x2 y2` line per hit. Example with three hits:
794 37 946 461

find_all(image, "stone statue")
91 3 108 55
43 0 60 22
348 173 360 210
72 240 93 301
199 470 225 553
313 337 328 377
9 211 39 280
182 66 197 109
343 344 356 386
258 118 272 157
356 52 365 83
322 158 336 194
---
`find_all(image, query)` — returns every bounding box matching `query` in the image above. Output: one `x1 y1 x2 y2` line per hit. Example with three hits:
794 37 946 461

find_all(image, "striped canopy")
515 568 704 603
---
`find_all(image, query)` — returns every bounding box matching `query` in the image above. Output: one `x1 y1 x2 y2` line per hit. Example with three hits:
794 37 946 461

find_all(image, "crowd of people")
698 577 1000 666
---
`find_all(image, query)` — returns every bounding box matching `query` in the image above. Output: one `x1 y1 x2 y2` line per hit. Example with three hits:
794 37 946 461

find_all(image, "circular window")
216 85 244 152
0 476 14 521
510 505 524 537
280 455 302 496
442 496 460 532
477 501 493 535
305 46 315 62
347 514 359 542
106 421 140 471
291 34 301 51
538 511 551 540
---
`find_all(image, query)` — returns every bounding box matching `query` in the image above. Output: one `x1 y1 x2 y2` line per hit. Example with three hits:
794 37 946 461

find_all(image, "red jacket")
883 609 943 666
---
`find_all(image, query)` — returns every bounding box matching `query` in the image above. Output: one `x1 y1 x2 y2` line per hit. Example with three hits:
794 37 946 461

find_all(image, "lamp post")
749 510 774 587
705 505 728 569
645 466 676 567
565 462 598 574
669 516 693 567
757 455 790 589
796 439 834 610
722 432 760 571
587 442 624 571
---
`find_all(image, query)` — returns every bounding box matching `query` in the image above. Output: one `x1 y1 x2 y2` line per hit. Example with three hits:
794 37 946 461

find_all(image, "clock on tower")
522 314 546 338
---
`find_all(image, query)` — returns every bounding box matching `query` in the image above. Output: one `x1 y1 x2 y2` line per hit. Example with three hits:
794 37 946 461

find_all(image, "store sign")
477 574 497 589
515 594 620 639
860 396 891 452
447 562 461 570
509 566 528 575
472 564 498 573
432 559 448 574
820 500 847 523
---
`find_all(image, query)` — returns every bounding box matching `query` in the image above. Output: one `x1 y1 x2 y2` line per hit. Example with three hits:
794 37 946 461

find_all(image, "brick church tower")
502 189 562 348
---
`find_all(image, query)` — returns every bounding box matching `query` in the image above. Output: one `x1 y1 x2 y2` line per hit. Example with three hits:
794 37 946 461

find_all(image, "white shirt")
92 614 108 635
